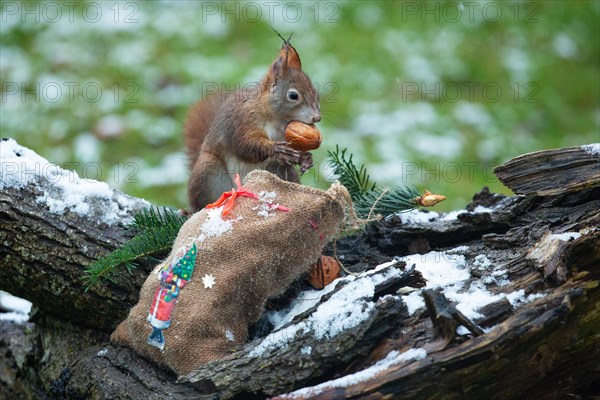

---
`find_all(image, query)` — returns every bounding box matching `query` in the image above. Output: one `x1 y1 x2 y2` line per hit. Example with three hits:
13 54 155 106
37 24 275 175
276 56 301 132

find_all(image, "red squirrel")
184 38 321 212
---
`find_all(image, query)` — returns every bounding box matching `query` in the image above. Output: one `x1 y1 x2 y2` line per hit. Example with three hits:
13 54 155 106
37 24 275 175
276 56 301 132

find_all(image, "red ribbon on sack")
205 174 289 217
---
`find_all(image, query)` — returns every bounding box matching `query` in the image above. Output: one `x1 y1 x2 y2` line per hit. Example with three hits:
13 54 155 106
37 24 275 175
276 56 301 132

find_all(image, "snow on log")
0 138 148 224
0 138 151 331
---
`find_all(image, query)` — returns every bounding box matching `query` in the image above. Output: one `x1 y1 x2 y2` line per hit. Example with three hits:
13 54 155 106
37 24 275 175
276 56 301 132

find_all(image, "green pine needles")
85 147 424 288
83 206 186 289
327 146 421 218
326 146 376 195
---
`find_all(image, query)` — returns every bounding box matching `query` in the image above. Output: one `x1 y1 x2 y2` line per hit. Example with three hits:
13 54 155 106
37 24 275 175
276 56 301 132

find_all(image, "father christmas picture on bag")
147 243 197 350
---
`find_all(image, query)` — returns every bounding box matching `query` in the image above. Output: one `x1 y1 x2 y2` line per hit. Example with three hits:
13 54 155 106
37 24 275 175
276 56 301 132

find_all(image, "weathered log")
493 144 600 196
277 279 599 400
0 179 153 332
273 147 600 399
422 288 484 343
66 344 209 400
1 143 599 399
0 321 38 400
363 188 516 255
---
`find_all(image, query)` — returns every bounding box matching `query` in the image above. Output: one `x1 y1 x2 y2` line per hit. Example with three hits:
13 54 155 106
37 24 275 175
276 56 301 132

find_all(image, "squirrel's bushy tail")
183 93 226 168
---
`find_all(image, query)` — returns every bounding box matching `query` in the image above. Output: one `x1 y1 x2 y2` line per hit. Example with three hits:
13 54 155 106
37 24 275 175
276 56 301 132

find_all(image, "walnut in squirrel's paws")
285 121 322 151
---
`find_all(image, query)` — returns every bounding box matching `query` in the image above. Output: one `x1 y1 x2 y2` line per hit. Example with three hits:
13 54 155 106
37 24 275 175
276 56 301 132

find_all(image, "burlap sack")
111 170 348 376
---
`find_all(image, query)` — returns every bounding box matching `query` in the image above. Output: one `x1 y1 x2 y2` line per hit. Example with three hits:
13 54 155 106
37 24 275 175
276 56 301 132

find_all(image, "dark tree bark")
493 145 600 196
0 178 152 332
1 145 599 400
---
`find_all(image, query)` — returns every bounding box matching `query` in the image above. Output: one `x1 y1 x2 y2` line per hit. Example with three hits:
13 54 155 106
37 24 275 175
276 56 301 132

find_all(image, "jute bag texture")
111 170 347 375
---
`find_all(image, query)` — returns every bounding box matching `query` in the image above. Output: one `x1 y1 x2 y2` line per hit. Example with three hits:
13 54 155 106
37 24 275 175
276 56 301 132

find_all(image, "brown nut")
284 121 322 151
308 255 341 289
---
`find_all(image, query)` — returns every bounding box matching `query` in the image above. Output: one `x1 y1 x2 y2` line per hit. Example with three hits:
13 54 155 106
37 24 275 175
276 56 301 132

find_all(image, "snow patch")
440 209 465 221
506 290 547 307
196 207 236 243
450 281 504 320
1 138 60 189
399 251 470 314
473 255 508 287
551 232 581 241
97 348 109 357
402 252 470 287
1 139 148 225
473 254 492 269
400 250 543 319
267 284 340 330
0 291 32 323
280 348 427 398
581 143 600 157
398 209 440 224
447 245 470 254
472 205 495 214
0 312 30 323
506 290 526 306
483 268 509 287
397 201 503 226
250 266 403 356
252 191 281 218
225 329 235 342
402 293 427 315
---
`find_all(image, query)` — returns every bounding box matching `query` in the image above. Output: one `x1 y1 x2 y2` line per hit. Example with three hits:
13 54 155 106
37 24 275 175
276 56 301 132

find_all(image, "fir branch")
83 206 186 289
327 146 376 196
327 146 421 218
132 206 187 232
354 186 422 217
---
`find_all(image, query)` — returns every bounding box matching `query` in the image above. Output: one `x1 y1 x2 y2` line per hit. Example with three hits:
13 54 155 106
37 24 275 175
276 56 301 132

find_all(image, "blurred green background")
1 1 599 211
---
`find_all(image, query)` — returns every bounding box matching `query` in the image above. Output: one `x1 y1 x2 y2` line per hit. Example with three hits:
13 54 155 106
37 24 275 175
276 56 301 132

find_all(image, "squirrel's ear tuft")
271 29 302 71
265 35 302 86
279 41 302 70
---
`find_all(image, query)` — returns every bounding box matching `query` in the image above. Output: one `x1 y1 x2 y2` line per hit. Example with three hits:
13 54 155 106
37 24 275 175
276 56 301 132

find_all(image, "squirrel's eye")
287 89 299 101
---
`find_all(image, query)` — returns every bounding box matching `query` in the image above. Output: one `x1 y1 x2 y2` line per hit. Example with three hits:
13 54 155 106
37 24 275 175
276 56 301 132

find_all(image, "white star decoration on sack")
202 274 216 289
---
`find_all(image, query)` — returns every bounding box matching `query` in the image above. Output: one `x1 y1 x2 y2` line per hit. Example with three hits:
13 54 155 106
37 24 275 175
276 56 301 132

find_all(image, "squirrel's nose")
312 114 321 123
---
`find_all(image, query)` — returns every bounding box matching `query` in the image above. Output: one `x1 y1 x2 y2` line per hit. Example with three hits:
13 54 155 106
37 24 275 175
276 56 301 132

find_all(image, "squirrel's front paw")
299 152 313 174
273 142 302 165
